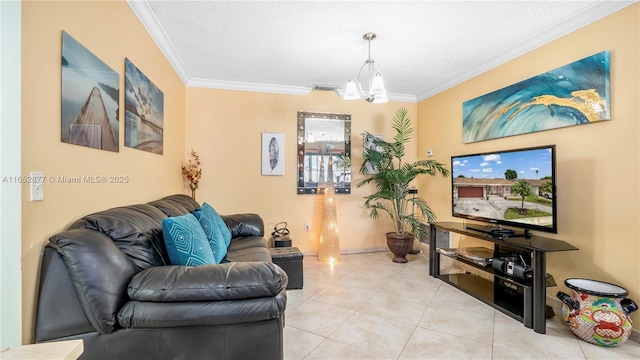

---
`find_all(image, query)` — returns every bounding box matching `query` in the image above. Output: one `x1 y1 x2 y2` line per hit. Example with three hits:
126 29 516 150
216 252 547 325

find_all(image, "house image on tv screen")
452 177 554 229
453 178 550 200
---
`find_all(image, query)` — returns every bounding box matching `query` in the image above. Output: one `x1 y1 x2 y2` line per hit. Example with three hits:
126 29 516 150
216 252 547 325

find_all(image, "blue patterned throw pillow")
192 203 231 263
162 213 215 266
202 202 232 246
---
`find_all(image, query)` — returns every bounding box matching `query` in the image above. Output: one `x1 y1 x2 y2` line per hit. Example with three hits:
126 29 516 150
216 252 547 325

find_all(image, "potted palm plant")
357 107 450 263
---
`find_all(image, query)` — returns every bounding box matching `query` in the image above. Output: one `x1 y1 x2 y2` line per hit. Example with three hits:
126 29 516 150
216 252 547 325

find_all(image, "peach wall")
185 89 418 254
21 0 185 343
417 4 640 324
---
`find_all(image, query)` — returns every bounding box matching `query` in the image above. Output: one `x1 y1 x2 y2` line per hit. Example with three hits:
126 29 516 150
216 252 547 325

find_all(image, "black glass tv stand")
429 222 578 334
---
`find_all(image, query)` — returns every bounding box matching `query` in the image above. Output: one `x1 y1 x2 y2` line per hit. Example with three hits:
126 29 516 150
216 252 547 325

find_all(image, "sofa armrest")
128 262 287 302
49 228 138 334
221 213 264 238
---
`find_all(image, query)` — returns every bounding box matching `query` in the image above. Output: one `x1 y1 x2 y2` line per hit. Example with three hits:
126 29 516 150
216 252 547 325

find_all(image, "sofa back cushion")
69 204 169 270
49 228 138 334
221 213 264 238
148 194 200 217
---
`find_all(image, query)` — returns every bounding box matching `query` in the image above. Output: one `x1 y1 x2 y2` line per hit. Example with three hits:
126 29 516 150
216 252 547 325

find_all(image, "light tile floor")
283 250 640 360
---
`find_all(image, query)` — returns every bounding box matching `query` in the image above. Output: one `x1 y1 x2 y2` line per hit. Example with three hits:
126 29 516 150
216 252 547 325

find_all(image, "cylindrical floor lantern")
317 181 340 263
317 150 341 263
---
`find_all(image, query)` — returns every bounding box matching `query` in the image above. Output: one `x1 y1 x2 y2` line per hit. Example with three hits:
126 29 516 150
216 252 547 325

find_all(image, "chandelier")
343 32 388 104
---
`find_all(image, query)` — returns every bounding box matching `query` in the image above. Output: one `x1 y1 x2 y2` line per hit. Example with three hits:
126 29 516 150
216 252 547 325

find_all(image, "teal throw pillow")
162 213 216 266
192 203 230 263
200 203 231 247
198 202 232 246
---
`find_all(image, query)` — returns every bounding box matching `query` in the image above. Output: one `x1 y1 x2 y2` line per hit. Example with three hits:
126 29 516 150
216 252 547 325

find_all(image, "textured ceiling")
128 0 634 102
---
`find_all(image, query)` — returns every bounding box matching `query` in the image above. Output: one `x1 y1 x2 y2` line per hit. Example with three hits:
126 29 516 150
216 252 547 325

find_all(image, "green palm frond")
357 107 449 234
392 107 413 146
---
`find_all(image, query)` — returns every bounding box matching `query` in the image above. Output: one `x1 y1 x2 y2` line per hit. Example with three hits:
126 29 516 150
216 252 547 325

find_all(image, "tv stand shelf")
438 250 536 287
439 273 525 322
429 222 578 334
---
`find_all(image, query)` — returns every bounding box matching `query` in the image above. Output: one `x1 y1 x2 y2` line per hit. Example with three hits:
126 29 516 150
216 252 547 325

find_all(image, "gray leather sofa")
35 194 288 359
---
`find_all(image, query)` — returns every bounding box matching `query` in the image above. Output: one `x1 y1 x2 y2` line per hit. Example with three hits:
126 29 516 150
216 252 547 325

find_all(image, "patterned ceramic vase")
557 278 638 347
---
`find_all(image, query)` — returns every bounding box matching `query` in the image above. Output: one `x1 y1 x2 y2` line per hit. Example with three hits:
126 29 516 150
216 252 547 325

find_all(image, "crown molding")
416 0 636 101
387 93 417 103
332 89 417 103
187 78 312 96
188 78 417 102
127 0 192 83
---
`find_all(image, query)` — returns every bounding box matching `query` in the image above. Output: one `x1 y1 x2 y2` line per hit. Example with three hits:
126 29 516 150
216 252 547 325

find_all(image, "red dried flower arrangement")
181 150 202 190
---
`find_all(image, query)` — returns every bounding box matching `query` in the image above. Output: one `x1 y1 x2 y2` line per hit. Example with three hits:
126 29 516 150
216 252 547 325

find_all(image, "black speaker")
493 258 532 281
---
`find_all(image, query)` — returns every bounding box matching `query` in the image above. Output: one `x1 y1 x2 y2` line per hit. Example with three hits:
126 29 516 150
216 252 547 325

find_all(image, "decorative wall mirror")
297 111 351 194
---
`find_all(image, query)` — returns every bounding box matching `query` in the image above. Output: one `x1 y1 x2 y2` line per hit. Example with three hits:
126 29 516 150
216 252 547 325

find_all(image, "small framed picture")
262 132 284 176
363 134 382 174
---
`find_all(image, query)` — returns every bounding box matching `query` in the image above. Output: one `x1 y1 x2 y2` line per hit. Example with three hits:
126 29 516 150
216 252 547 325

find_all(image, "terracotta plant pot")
386 232 414 263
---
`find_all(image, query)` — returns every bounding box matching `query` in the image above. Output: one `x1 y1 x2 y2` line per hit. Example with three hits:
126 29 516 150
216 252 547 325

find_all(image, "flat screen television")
451 145 557 234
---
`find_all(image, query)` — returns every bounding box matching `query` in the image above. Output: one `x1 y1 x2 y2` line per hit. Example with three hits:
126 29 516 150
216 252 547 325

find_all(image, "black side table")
269 247 303 289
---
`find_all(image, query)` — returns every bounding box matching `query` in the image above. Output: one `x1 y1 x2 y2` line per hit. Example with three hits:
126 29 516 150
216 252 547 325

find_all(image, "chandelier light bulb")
343 79 360 100
369 72 387 96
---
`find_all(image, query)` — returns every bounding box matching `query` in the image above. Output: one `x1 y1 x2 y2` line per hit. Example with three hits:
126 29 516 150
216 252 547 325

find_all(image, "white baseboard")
301 247 388 257
342 247 388 254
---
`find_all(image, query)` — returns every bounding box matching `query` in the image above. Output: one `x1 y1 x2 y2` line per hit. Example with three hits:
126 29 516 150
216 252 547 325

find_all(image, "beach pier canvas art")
61 31 120 152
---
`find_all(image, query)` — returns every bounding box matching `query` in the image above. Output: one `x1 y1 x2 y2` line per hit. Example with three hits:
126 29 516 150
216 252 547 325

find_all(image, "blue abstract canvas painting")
462 51 610 143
